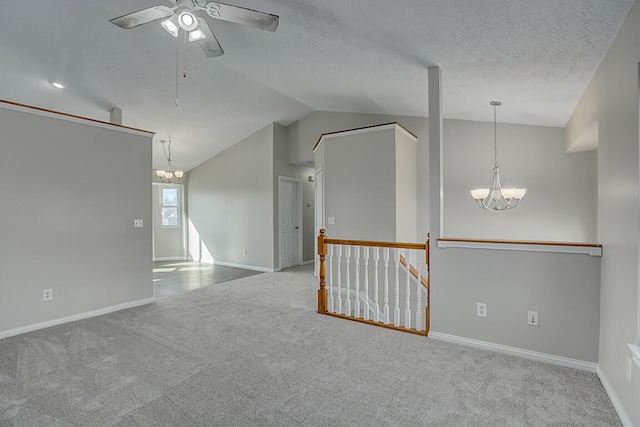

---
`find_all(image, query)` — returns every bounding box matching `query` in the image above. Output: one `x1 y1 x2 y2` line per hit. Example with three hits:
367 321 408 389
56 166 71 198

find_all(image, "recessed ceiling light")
52 82 65 89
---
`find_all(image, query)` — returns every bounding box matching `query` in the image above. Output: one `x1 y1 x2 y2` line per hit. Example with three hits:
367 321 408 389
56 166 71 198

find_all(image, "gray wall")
273 123 315 264
287 111 429 240
187 124 275 270
322 128 397 241
567 2 640 423
395 127 417 242
287 110 597 243
444 119 597 242
0 105 152 334
433 247 601 362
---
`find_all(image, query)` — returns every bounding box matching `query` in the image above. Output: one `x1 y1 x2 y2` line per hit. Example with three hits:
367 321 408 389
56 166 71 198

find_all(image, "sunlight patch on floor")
153 268 177 273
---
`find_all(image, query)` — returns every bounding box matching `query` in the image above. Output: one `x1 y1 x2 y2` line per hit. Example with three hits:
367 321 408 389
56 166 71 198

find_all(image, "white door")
279 178 299 269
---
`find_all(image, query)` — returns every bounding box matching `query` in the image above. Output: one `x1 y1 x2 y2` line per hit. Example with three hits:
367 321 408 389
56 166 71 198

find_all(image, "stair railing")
317 230 430 336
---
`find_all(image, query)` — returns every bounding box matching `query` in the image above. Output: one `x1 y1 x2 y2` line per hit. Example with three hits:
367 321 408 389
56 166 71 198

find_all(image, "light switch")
328 217 336 225
134 219 144 228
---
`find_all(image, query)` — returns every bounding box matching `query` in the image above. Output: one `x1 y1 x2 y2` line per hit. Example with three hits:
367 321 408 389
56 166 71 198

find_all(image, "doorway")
278 176 302 269
152 183 186 261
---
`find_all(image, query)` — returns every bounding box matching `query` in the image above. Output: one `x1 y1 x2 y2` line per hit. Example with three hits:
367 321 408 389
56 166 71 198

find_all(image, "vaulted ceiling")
0 0 635 171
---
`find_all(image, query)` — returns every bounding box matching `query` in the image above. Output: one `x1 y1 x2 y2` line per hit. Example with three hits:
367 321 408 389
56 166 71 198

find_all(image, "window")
161 187 179 227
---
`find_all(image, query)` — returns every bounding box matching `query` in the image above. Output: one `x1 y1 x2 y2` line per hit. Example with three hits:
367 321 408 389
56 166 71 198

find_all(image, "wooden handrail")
324 238 426 250
0 99 155 135
438 237 602 248
317 229 430 336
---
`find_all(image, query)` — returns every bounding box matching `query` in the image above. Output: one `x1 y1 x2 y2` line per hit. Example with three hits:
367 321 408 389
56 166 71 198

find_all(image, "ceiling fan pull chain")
183 30 188 78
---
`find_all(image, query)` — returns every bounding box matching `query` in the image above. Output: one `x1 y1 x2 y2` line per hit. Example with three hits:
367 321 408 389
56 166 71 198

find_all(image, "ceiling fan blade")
195 16 225 58
110 6 175 29
203 2 279 32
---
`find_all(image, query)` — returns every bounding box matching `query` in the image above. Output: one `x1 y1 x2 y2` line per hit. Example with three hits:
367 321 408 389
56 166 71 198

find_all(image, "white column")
393 248 400 327
373 247 380 322
328 245 334 313
345 246 351 316
404 250 412 329
354 246 361 318
336 245 342 315
383 247 390 324
363 247 370 320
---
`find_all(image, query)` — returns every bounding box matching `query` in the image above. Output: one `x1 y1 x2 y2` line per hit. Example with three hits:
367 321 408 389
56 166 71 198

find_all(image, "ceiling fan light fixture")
188 28 206 41
161 16 179 37
178 12 198 31
51 81 65 89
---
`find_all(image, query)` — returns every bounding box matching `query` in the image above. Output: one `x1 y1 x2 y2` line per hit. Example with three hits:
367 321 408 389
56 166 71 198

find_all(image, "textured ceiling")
0 0 634 170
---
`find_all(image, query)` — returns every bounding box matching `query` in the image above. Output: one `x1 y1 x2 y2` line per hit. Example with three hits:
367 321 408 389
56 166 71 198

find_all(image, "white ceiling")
0 0 634 171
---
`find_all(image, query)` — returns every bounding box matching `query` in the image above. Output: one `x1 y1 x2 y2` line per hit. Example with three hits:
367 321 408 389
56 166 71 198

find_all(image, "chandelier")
471 101 526 210
155 139 184 184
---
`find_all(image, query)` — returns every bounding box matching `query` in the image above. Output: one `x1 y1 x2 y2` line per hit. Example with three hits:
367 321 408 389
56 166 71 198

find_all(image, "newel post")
317 229 328 313
425 232 431 335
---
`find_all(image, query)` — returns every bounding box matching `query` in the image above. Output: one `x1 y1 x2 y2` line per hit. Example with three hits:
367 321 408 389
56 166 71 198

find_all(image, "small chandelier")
471 101 526 211
155 139 184 184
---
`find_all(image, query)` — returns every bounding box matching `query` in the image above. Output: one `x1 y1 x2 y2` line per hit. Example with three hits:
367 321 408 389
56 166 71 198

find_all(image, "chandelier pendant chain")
470 101 526 211
493 102 499 170
156 139 184 184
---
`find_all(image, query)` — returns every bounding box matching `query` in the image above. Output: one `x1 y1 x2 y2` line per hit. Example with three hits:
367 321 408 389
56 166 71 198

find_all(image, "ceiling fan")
110 0 279 58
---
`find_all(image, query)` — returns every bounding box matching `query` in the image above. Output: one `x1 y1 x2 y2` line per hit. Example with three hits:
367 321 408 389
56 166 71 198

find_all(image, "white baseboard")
0 297 156 340
153 257 187 261
213 260 274 273
301 260 315 265
597 366 634 427
429 331 598 372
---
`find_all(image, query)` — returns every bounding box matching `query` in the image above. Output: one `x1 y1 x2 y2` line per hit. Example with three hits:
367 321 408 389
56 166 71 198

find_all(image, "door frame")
278 176 303 270
152 182 187 261
314 166 324 277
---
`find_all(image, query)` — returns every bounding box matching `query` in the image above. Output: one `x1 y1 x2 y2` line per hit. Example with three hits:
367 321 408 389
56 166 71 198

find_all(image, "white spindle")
383 247 390 324
416 260 423 332
336 245 342 315
354 246 361 318
363 247 370 320
404 249 412 329
373 247 380 322
328 245 334 313
393 249 400 327
345 246 351 316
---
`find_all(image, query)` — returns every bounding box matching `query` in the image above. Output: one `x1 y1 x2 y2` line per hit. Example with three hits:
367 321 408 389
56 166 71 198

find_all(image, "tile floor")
153 261 262 298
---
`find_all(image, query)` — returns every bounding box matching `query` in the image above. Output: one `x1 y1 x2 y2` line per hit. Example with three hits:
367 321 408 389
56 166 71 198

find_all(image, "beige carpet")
0 264 621 426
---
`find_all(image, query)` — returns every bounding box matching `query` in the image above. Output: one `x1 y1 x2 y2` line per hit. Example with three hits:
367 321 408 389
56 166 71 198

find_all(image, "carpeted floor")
0 265 621 426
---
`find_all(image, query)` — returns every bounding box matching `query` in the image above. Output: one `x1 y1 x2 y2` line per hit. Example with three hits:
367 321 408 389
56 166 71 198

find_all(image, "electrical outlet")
627 357 633 383
242 249 247 256
528 311 539 326
134 219 144 228
476 303 487 318
43 289 53 301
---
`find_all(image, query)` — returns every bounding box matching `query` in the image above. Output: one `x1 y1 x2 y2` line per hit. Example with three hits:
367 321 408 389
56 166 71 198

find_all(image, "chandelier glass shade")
470 101 526 211
155 139 184 184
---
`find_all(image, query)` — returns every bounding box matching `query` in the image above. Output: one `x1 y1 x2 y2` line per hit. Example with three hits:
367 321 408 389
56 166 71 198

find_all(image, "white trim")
0 298 155 340
597 366 634 427
302 259 315 265
629 343 640 369
153 257 187 261
0 101 152 138
214 260 274 273
437 240 602 256
429 331 597 372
